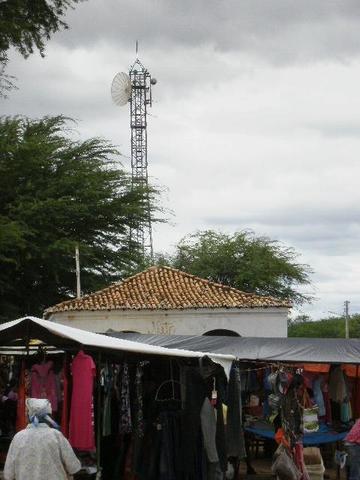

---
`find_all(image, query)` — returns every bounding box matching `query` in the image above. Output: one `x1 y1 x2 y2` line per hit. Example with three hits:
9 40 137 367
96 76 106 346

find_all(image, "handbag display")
272 447 302 480
302 390 319 433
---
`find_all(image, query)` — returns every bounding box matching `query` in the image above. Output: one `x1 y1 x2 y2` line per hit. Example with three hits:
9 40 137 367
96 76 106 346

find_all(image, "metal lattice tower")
129 57 155 259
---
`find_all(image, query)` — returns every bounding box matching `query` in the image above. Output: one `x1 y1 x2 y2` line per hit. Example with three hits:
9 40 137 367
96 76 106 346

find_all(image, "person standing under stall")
345 418 360 480
4 398 81 480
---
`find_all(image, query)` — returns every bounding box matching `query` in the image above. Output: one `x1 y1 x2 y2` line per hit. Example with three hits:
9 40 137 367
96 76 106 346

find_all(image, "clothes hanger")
155 360 182 402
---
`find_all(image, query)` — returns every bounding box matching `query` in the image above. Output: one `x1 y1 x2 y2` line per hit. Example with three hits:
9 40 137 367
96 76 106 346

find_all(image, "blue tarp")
245 423 348 445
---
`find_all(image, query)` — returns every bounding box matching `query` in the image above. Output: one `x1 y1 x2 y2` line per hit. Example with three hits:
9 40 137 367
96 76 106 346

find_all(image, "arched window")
203 329 240 337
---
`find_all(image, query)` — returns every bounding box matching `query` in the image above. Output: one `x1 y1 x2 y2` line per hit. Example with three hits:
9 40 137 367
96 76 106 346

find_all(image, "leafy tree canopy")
288 315 360 338
157 230 312 305
0 0 82 94
0 115 161 321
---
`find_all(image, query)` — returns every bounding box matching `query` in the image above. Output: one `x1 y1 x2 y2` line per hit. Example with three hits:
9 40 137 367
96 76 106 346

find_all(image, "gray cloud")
56 0 360 64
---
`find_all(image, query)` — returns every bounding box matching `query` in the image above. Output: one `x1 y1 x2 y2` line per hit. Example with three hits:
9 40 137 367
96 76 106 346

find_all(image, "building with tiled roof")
45 266 291 337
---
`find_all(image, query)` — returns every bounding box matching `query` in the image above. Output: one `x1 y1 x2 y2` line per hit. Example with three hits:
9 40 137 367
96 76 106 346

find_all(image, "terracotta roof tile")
45 266 291 314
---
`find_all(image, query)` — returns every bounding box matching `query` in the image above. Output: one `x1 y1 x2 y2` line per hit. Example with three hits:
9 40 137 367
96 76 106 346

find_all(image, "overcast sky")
2 0 360 319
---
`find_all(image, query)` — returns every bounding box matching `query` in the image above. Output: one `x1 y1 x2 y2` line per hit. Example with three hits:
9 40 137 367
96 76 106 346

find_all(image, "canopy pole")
96 351 102 478
25 319 30 357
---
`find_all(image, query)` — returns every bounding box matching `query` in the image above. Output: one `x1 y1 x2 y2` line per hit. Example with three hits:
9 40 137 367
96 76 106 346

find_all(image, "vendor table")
245 422 348 445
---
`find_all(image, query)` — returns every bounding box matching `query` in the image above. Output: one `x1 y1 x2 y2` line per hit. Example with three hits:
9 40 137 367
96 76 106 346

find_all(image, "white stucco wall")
48 307 288 337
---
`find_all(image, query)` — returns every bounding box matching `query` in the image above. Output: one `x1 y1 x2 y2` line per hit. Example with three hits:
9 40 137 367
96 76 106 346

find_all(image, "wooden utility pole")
75 244 81 299
344 300 350 339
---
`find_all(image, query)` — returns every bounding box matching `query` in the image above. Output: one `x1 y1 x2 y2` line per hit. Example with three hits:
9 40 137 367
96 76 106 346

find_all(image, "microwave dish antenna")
111 72 132 106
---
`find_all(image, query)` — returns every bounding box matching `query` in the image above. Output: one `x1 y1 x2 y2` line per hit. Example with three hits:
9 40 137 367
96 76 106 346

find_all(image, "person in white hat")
4 398 81 480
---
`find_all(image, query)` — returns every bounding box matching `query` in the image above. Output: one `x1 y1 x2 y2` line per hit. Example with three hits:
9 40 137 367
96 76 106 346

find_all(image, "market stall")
109 332 360 480
0 317 242 480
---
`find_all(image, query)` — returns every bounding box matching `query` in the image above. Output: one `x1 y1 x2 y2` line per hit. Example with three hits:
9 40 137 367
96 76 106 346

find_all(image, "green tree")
0 115 161 321
288 315 360 338
160 230 312 305
0 0 82 95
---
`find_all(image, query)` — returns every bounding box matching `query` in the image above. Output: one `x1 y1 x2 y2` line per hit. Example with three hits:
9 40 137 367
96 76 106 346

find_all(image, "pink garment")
294 442 310 480
31 361 58 412
321 381 332 424
69 351 96 451
346 419 360 444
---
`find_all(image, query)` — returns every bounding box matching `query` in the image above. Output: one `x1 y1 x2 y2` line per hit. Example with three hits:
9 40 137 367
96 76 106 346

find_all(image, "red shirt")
345 419 360 444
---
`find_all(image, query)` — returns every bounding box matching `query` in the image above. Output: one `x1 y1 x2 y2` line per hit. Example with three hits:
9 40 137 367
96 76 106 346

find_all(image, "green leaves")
0 116 161 321
162 230 312 305
0 1 82 95
289 315 360 338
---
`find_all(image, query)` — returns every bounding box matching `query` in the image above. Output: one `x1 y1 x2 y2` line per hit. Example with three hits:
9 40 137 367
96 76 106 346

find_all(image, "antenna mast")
128 47 156 260
111 44 156 261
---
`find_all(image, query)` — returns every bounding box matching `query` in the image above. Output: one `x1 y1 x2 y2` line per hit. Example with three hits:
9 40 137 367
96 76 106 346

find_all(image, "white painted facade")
48 307 288 337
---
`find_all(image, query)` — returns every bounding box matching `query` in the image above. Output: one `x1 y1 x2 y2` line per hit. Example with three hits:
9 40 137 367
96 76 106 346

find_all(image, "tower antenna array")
111 48 157 260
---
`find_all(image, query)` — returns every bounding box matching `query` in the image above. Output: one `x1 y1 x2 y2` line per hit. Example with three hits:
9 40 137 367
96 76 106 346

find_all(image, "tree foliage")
0 0 82 95
288 315 360 338
158 230 312 305
0 115 161 321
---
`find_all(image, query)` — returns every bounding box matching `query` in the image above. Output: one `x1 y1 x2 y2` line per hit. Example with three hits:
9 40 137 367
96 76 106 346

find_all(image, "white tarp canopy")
0 317 234 374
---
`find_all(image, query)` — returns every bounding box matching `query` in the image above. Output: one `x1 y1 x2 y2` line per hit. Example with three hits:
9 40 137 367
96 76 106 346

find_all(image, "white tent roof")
0 317 234 374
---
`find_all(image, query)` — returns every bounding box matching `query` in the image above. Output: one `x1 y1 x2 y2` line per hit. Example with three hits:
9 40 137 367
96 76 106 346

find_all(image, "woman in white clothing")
4 398 81 480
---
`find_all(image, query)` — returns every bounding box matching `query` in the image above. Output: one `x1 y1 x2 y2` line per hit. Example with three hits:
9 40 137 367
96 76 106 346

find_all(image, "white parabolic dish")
111 72 132 106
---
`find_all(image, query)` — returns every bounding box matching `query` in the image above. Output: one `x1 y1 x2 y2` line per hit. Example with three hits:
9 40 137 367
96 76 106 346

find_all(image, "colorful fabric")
15 362 27 432
31 361 58 412
346 419 360 444
294 442 310 480
303 364 330 374
69 351 96 451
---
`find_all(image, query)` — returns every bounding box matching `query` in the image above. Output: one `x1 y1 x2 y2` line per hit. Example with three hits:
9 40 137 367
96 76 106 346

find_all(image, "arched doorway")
203 329 240 337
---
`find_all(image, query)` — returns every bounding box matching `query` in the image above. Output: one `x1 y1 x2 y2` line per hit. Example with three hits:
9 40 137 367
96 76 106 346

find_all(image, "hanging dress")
69 351 96 451
16 361 28 432
61 357 70 438
31 361 58 412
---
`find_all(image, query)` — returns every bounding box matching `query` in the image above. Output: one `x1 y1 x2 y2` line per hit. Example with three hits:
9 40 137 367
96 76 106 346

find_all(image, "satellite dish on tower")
111 72 132 106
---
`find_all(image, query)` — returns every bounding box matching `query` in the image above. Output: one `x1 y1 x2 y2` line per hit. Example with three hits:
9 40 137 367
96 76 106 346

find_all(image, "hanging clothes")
16 362 28 432
200 397 218 464
119 362 132 434
226 362 246 459
321 379 332 424
312 377 326 417
329 366 348 403
60 357 70 438
134 362 145 437
31 361 58 412
102 362 113 437
69 350 96 451
181 368 207 479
